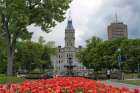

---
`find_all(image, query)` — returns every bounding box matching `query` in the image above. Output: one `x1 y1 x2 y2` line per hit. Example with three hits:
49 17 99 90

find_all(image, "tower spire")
68 9 72 21
65 9 74 31
115 13 118 23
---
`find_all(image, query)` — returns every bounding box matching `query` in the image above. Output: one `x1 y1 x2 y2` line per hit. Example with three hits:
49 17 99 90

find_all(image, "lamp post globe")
117 48 121 52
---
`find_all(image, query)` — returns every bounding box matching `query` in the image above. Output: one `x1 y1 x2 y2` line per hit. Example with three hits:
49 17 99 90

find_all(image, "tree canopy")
0 37 57 74
77 37 140 72
0 0 71 75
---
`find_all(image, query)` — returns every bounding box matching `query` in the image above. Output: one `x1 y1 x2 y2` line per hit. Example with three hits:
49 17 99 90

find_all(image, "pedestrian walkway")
102 80 140 90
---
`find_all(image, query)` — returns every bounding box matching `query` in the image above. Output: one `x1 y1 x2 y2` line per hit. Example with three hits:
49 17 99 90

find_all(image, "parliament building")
51 18 86 75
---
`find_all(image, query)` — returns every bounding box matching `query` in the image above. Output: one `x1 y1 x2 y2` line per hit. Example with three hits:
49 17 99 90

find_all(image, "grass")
120 80 140 86
0 74 25 84
120 73 140 85
124 73 139 79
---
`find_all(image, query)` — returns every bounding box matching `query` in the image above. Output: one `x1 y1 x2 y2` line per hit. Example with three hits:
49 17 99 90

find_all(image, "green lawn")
0 74 25 84
120 80 140 86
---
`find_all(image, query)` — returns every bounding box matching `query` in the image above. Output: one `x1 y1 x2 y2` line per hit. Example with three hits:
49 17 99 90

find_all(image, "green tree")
97 38 127 69
37 37 57 72
77 36 103 71
40 42 57 72
38 36 46 45
0 35 7 73
15 39 57 73
121 39 140 72
77 37 140 72
0 0 70 75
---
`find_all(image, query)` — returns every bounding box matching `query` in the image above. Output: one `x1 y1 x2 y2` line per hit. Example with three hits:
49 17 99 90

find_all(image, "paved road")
102 80 140 90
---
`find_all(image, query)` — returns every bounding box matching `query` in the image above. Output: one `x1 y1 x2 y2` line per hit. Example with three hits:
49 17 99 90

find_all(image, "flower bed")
0 77 139 93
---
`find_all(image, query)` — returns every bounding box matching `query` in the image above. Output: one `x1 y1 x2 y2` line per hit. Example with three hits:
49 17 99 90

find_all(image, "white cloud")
28 0 140 47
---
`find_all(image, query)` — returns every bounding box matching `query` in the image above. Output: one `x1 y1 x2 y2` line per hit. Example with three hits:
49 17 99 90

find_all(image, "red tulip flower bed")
0 77 139 93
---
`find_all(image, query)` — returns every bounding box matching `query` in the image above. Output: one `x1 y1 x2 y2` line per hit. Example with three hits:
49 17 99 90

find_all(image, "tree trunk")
7 46 15 76
2 15 15 76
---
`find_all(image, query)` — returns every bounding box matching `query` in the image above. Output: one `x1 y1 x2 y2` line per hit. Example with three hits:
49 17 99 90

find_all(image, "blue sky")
28 0 140 47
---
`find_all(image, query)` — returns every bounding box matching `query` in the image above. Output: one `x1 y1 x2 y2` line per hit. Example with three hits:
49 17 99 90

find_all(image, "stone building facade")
51 19 85 75
107 22 128 40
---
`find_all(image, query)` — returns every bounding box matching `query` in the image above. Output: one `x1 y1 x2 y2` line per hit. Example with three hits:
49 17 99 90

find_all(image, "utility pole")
138 64 140 72
117 48 124 80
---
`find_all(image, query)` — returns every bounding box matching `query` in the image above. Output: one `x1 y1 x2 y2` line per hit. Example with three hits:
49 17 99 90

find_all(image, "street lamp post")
117 48 124 80
118 55 122 71
138 64 140 72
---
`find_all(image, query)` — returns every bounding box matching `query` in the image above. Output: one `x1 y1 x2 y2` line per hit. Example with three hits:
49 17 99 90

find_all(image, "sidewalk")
102 80 140 90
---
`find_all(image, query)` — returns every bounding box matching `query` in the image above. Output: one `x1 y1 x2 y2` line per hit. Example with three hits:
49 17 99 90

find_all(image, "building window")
69 54 72 57
59 60 60 63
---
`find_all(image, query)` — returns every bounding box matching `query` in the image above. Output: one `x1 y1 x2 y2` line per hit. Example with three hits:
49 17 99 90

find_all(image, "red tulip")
0 76 139 93
134 89 139 93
